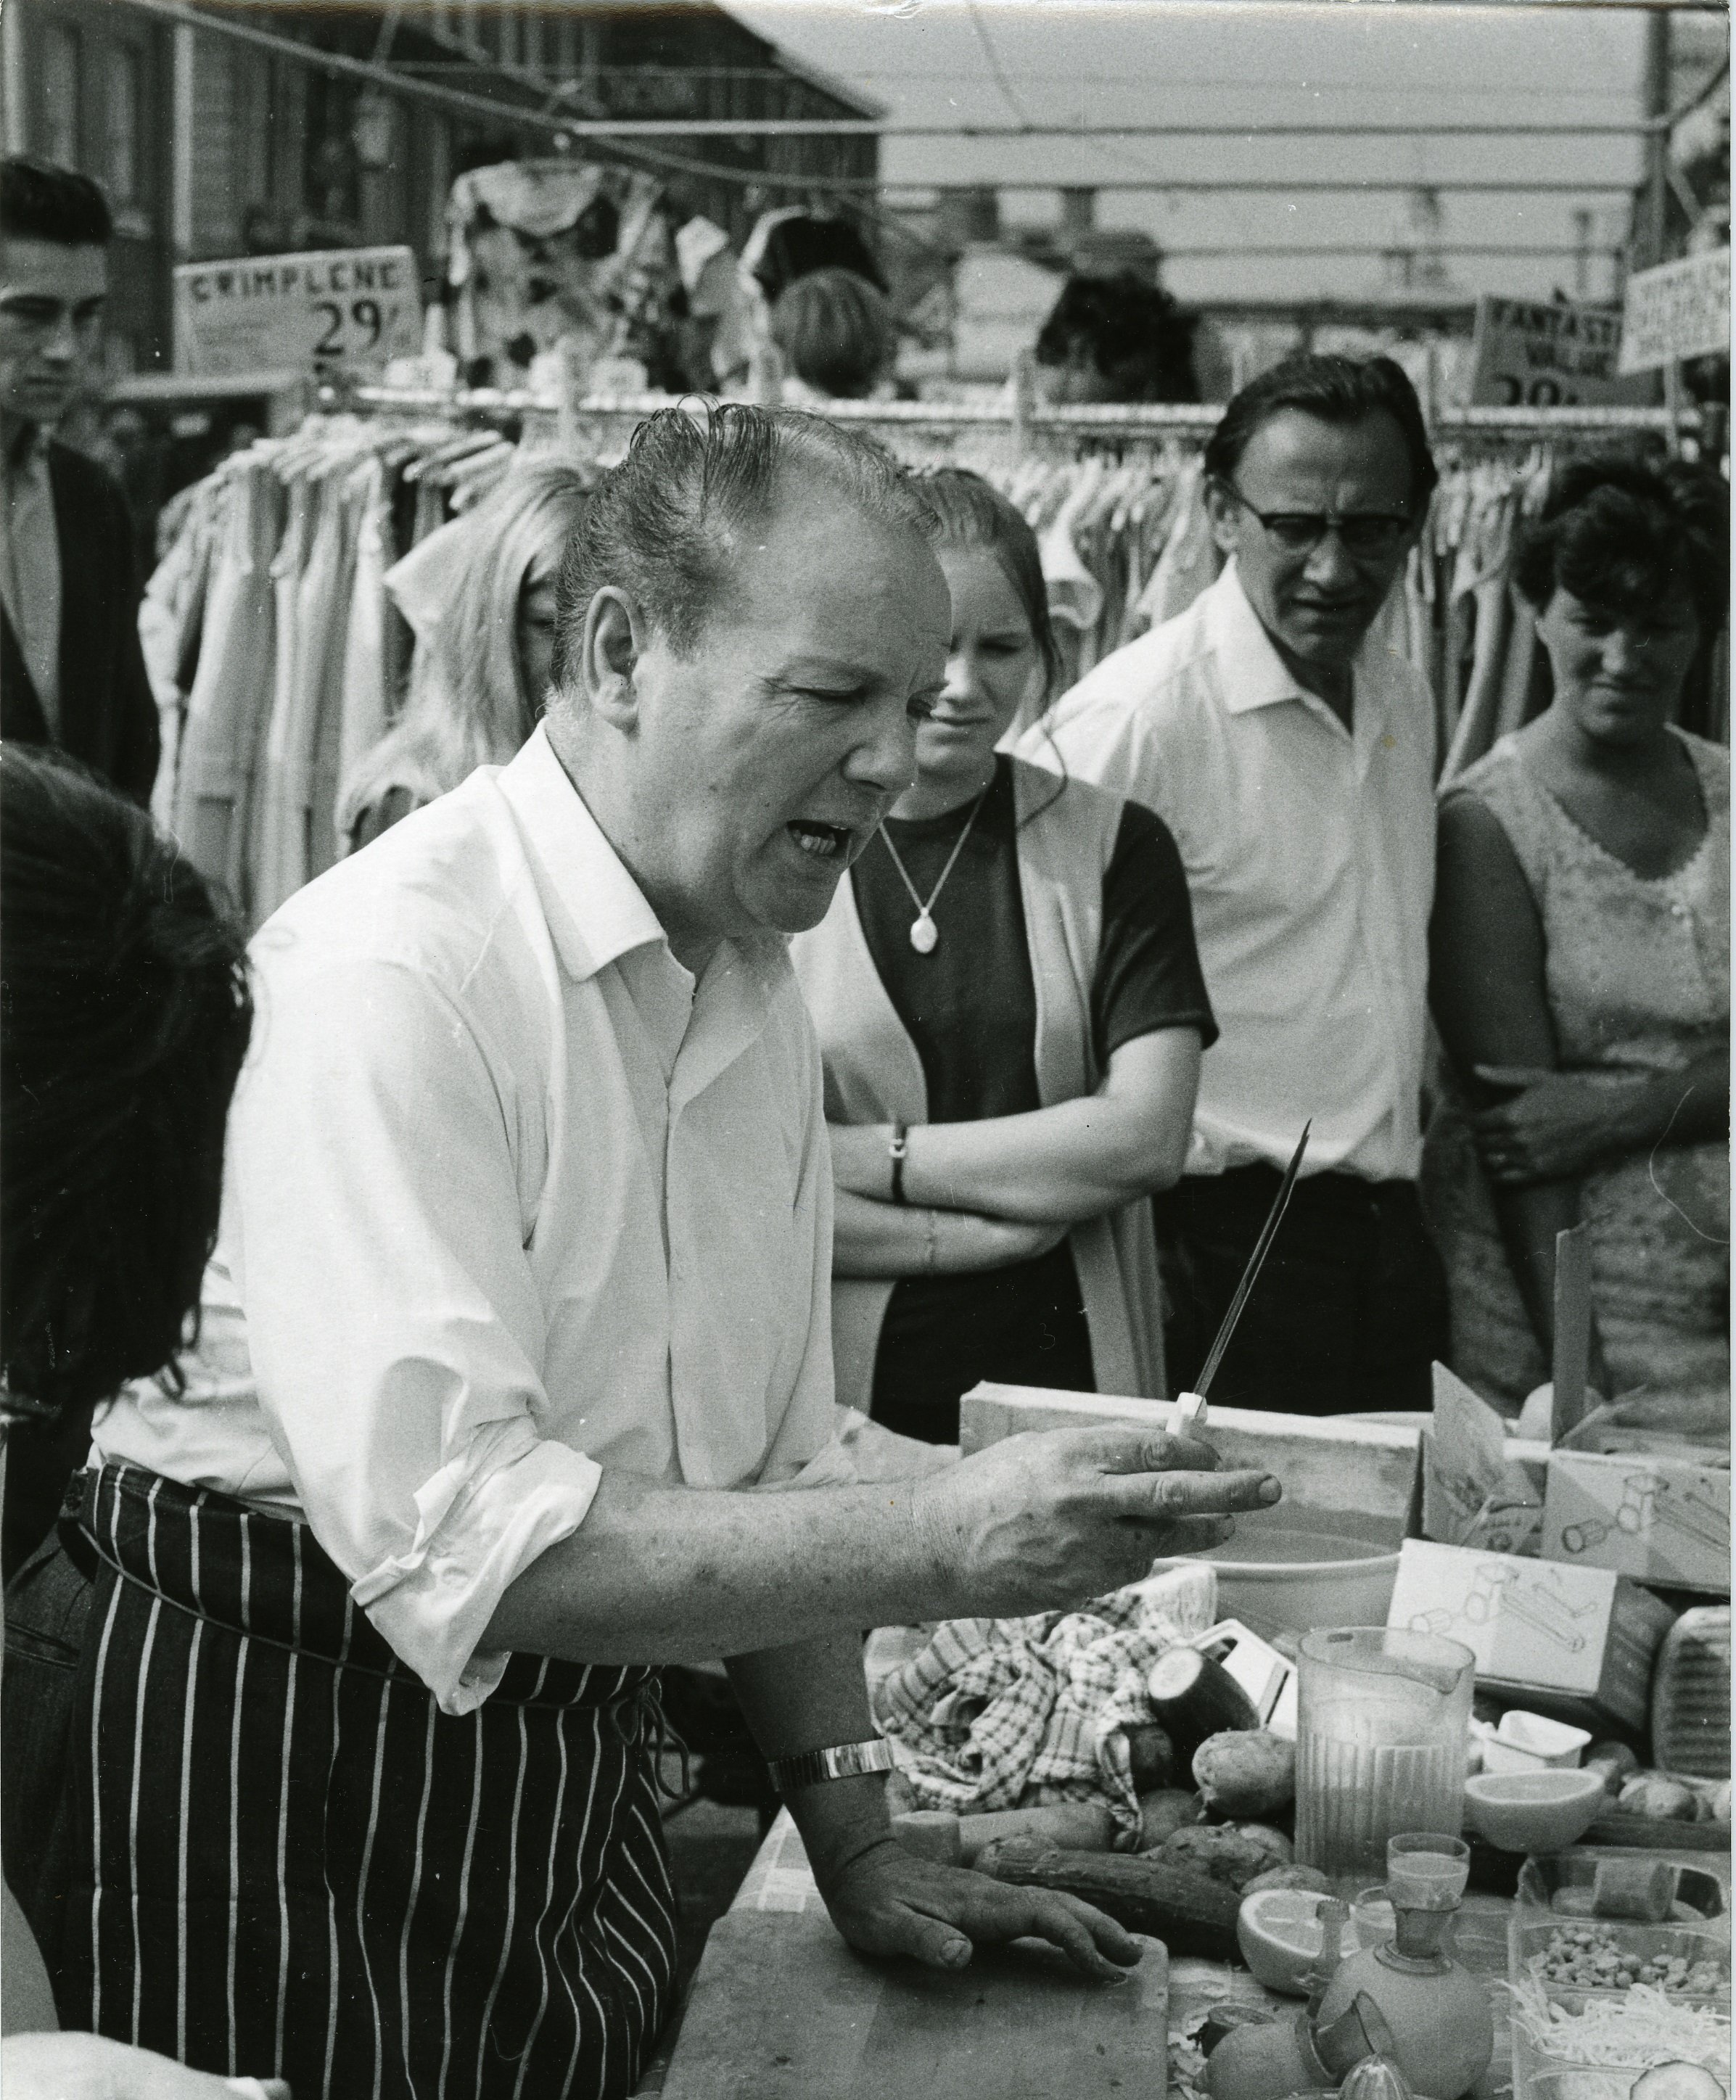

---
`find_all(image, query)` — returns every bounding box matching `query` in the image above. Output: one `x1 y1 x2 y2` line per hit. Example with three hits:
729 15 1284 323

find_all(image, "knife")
1170 1121 1312 1433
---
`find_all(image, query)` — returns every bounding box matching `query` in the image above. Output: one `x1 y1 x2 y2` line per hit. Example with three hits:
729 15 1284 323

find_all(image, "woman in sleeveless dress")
791 471 1216 1443
1424 458 1729 1424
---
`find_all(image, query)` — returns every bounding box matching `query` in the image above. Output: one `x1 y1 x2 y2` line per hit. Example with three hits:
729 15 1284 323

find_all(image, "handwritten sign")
174 247 423 379
1618 249 1732 373
1468 295 1654 408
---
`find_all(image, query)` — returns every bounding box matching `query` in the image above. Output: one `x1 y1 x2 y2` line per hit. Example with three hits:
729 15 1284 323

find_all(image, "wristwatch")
765 1738 897 1795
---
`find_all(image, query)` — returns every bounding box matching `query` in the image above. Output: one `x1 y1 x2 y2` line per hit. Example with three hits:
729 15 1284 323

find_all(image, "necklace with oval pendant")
878 786 990 958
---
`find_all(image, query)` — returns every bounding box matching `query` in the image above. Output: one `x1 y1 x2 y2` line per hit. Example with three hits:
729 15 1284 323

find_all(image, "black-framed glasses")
1217 480 1414 558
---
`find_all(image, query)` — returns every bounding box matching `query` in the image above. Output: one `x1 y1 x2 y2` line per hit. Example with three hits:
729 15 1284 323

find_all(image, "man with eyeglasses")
0 157 157 803
1019 353 1448 1417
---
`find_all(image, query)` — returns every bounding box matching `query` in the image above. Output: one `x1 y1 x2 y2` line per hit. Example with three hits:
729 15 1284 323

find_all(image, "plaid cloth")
871 1565 1218 1842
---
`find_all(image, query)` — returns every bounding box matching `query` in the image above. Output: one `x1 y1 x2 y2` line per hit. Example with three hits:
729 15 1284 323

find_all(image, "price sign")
174 247 423 379
1618 250 1732 374
1468 295 1655 409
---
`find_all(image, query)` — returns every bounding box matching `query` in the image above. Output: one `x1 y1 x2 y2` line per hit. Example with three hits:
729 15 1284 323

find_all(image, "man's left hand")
818 1836 1140 1981
1470 1066 1646 1186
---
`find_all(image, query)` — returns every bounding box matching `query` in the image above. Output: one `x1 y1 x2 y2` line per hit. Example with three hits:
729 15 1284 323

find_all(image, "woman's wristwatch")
765 1738 897 1795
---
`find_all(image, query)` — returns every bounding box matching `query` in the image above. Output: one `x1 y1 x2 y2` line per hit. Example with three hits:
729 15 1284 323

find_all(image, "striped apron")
59 1463 678 2100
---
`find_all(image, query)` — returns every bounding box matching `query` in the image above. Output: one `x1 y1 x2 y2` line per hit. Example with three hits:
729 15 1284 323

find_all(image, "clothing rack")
324 377 1719 452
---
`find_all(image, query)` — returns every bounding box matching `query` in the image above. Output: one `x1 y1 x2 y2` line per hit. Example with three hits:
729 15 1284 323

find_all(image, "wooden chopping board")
660 1910 1169 2100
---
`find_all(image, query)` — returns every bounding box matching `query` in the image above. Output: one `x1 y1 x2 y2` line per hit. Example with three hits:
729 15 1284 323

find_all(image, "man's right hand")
915 1425 1281 1616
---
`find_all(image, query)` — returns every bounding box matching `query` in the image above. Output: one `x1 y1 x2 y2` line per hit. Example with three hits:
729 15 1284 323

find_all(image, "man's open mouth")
787 820 854 861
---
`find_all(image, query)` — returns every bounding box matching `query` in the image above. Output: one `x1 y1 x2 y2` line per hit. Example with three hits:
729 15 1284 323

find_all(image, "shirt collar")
495 723 672 985
1206 559 1409 721
493 723 789 1005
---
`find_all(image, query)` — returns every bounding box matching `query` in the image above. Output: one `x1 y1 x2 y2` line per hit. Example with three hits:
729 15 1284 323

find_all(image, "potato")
1123 1721 1178 1793
1232 1824 1294 1877
1161 1822 1280 1890
1584 1742 1641 1795
1138 1787 1206 1851
1193 1729 1296 1820
1617 1776 1699 1821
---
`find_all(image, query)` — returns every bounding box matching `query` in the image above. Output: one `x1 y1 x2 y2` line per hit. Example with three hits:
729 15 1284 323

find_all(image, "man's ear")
580 587 646 733
1204 478 1241 562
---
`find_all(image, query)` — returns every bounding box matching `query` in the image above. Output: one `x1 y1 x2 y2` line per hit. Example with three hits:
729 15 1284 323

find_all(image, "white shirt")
1017 562 1435 1183
0 425 61 732
96 726 844 1713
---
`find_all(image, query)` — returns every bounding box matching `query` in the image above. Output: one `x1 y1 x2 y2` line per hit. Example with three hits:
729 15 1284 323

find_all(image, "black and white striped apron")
61 1463 678 2100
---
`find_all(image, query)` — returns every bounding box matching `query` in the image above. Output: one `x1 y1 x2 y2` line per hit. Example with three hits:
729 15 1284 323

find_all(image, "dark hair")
1034 272 1201 405
1512 456 1729 635
1203 353 1439 516
769 267 897 401
752 216 886 304
909 467 1061 694
1 155 113 247
1 746 252 1419
553 401 934 672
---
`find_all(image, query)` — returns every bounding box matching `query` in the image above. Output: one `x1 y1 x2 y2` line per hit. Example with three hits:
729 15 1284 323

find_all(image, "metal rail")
332 383 1706 442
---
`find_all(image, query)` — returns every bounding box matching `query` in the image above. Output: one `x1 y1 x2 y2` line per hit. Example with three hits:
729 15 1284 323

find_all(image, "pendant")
909 913 939 955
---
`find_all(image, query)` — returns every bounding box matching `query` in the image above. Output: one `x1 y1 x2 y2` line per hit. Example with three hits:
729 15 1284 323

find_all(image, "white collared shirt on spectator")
1017 559 1435 1184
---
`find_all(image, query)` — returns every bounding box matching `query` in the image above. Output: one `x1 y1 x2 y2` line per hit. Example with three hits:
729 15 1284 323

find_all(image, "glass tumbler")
1294 1628 1476 1887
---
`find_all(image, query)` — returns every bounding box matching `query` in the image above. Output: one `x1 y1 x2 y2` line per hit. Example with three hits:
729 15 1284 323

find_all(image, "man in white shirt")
78 405 1278 2095
1021 355 1449 1418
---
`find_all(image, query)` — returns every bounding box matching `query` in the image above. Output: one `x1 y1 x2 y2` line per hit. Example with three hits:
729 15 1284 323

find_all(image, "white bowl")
1153 1523 1402 1643
1464 1769 1606 1853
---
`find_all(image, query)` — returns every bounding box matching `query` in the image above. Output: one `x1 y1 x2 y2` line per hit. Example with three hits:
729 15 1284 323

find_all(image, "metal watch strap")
765 1738 897 1795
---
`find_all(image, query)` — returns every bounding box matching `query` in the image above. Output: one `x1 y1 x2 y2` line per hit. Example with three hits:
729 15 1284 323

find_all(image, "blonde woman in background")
339 457 594 851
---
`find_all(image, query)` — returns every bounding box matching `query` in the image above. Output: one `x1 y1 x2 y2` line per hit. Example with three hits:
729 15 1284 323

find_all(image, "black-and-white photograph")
0 1 1729 2094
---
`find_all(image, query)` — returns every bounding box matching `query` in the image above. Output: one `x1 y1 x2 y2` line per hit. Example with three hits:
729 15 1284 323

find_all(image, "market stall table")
634 1825 1727 2100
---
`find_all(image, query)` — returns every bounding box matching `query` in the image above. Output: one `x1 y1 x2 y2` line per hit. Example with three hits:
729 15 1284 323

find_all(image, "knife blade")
1193 1120 1312 1403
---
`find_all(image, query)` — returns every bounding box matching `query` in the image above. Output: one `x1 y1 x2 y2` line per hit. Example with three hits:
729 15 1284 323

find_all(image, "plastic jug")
1294 1629 1475 1885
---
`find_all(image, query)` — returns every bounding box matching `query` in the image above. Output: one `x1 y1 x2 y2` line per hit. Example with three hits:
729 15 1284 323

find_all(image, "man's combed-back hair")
1 746 252 1418
551 401 933 678
1 154 114 246
1512 455 1729 635
1203 352 1439 516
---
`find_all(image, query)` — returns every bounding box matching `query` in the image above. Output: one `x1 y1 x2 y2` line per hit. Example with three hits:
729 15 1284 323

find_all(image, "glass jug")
1294 1629 1476 1886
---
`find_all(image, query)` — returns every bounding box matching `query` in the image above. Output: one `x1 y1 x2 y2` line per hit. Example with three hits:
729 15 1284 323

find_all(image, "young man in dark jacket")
0 156 157 804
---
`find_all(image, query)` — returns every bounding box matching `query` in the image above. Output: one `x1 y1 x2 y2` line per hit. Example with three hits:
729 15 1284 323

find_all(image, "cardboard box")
1421 1364 1549 1555
1421 1363 1730 1597
1542 1451 1730 1595
960 1383 1421 1544
1386 1538 1678 1733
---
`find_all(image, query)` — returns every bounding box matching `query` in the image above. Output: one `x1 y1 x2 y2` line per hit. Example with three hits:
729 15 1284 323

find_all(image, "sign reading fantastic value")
1618 249 1732 373
1468 295 1655 408
174 247 423 379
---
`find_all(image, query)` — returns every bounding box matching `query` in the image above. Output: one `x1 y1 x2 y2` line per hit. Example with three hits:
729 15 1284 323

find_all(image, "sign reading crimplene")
1618 249 1732 374
174 247 424 379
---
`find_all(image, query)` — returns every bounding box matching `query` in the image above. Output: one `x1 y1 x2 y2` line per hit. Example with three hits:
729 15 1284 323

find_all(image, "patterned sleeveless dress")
1421 729 1730 1414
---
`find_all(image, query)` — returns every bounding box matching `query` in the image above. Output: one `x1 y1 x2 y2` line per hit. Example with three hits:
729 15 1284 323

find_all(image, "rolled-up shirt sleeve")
229 953 600 1713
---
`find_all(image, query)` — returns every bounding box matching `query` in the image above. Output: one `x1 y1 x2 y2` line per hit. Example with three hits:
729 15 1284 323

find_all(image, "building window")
105 44 143 202
41 22 81 167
